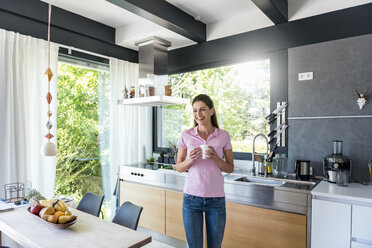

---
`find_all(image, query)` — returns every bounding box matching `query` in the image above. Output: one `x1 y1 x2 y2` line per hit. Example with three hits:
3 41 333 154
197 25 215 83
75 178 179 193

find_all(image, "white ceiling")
41 0 372 51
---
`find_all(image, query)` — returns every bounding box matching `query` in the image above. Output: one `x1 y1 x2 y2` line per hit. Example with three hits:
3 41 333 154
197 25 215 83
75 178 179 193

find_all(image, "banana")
39 199 53 208
40 199 68 212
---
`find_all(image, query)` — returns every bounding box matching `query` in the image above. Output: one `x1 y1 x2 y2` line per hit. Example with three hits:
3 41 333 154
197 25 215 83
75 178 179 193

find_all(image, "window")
154 59 270 159
55 55 111 218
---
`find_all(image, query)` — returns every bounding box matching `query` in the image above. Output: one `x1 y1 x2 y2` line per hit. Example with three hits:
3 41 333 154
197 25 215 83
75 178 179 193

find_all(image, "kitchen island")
119 163 320 248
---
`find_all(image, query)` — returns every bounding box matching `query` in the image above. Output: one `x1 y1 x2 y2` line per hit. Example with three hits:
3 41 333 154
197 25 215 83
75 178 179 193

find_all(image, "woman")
176 94 234 248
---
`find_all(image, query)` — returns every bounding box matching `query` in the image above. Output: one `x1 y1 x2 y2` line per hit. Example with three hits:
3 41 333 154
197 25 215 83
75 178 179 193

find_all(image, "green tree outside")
55 63 106 201
164 60 270 153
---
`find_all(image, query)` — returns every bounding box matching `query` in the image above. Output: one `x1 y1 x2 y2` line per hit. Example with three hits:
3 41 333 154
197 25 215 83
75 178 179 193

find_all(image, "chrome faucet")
252 133 269 176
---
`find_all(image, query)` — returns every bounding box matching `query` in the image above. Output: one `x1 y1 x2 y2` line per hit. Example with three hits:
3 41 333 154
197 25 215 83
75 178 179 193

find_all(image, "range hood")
118 36 188 106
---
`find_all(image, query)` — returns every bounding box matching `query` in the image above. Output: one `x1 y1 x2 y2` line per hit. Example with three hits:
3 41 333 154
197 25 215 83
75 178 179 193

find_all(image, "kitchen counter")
119 163 320 214
120 163 316 248
312 180 372 205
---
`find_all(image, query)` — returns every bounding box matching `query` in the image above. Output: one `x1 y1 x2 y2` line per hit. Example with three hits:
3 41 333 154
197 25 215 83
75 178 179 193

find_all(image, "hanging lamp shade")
42 141 57 156
41 0 57 156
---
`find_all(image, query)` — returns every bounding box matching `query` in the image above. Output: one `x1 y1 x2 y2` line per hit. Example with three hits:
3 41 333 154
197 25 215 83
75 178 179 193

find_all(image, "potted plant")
158 151 165 163
168 141 178 163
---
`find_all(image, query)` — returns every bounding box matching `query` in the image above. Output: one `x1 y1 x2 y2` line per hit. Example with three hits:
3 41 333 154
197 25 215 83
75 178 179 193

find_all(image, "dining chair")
112 201 143 230
76 192 104 217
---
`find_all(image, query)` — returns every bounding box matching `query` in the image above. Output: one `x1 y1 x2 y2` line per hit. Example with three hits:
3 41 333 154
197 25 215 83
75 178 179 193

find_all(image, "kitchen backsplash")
288 33 372 181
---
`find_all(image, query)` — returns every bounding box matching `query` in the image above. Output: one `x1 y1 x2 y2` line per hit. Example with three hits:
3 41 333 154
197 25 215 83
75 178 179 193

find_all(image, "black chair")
112 201 143 230
76 192 104 217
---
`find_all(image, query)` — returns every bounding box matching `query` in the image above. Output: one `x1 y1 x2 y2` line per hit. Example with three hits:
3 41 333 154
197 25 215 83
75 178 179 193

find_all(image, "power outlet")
298 72 313 81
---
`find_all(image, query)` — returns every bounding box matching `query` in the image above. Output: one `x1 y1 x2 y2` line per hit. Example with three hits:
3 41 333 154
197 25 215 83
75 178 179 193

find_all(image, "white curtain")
109 58 152 213
0 29 58 199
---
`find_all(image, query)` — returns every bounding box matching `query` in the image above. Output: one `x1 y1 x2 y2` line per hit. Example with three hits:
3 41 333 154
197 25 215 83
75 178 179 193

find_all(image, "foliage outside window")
55 63 111 218
158 59 270 154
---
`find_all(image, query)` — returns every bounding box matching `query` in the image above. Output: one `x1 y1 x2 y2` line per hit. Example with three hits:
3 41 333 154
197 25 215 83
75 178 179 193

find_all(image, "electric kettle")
295 160 310 180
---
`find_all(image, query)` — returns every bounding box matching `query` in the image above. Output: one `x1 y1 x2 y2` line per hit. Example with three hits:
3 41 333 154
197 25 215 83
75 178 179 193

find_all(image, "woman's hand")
206 146 234 173
205 146 221 162
187 147 202 163
175 146 202 172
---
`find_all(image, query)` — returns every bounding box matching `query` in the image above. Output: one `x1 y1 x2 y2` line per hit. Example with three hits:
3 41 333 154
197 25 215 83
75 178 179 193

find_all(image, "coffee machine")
323 140 351 183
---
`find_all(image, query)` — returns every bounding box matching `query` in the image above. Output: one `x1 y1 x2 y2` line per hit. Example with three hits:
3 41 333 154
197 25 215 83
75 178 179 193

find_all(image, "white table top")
312 181 372 204
0 207 151 248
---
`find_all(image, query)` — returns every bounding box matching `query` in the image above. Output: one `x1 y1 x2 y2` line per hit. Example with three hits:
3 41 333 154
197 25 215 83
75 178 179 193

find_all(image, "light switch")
298 72 313 81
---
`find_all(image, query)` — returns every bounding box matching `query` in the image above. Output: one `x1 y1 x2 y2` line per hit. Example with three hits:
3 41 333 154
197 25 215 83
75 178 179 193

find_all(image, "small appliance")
295 160 310 180
323 140 351 183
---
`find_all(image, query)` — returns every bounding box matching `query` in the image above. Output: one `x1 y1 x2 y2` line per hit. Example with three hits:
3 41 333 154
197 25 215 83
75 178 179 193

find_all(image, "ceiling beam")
106 0 206 43
252 0 288 24
0 0 138 63
168 3 372 74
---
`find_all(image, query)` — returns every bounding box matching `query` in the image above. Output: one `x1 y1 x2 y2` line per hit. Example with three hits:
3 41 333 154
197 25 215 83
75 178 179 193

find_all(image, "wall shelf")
117 95 189 106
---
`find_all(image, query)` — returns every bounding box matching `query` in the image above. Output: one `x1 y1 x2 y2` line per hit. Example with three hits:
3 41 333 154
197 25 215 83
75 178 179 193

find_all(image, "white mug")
200 144 211 159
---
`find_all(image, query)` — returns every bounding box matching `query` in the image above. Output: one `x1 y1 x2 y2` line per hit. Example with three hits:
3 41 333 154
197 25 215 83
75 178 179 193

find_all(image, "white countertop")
312 180 372 204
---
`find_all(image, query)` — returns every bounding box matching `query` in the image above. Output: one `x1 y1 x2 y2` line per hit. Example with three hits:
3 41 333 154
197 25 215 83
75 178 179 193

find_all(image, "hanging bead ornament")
41 0 57 156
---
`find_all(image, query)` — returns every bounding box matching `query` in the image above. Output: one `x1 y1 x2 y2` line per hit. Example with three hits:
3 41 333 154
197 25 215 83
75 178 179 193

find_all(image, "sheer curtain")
109 58 152 213
0 29 58 199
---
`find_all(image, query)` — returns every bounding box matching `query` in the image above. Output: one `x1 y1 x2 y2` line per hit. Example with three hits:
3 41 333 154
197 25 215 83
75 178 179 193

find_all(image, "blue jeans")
182 193 226 248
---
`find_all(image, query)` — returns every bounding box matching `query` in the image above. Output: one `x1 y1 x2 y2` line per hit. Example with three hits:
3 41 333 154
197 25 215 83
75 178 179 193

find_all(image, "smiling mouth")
195 117 205 121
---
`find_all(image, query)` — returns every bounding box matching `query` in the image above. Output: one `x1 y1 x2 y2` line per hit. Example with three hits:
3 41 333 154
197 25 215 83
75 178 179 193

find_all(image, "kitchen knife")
265 102 288 120
268 125 288 143
267 122 287 137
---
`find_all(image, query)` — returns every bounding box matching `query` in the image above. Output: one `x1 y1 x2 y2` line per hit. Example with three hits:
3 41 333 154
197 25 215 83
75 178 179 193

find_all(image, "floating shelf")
117 95 189 106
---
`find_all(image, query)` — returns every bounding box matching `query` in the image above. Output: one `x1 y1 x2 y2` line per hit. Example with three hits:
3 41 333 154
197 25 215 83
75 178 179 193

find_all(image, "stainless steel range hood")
135 36 171 79
117 37 188 106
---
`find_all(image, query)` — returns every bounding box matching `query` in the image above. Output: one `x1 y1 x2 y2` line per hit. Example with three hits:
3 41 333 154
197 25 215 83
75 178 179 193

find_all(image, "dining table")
0 206 152 248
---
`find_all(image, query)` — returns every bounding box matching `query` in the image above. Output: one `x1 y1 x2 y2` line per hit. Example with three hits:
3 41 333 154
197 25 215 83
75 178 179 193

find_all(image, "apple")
39 207 46 217
31 204 43 216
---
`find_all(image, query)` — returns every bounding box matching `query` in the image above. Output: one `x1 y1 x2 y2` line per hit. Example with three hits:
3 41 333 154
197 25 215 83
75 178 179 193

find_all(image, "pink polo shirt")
177 126 232 197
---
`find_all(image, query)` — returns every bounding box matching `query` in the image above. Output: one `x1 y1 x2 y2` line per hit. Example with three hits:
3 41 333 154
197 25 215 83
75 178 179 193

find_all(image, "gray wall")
288 33 372 181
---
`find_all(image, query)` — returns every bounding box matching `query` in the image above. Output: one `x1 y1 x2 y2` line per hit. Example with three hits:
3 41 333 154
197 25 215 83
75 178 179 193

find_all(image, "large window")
55 57 111 218
155 59 270 158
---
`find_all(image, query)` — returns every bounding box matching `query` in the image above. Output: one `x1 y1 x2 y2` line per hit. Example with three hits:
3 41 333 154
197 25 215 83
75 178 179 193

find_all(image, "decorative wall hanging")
356 88 368 110
41 0 57 156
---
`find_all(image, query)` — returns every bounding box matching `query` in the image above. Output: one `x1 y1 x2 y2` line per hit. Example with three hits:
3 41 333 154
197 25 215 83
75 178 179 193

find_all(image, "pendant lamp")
41 0 57 156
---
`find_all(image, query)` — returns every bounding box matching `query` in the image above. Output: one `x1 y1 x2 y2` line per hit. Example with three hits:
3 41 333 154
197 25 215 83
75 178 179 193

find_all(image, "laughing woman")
175 94 234 248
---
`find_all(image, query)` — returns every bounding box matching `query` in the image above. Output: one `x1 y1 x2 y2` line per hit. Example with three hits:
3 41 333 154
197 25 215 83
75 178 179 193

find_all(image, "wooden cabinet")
120 181 166 234
165 190 187 241
223 201 307 248
120 181 307 247
311 199 351 248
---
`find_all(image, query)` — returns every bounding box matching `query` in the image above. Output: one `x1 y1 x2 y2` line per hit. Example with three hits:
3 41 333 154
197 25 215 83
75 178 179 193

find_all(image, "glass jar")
336 169 350 187
129 86 135 98
165 85 172 96
272 154 288 178
145 84 155 96
139 85 145 97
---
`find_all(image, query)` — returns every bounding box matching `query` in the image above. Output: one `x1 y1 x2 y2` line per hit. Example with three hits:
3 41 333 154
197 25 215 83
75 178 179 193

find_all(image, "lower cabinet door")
165 190 187 241
222 201 307 248
120 181 166 234
311 199 351 248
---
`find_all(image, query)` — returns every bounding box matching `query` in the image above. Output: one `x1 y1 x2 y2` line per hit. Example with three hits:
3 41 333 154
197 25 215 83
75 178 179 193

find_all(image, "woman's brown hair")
192 94 219 128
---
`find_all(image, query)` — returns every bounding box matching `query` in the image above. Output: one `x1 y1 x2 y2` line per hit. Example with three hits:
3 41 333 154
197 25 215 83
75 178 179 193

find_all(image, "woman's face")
192 101 214 126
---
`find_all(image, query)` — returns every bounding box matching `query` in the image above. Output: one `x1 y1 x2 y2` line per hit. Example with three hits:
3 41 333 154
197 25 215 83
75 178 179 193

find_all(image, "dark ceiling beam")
0 0 115 43
252 0 288 24
168 3 372 74
106 0 206 43
0 0 138 63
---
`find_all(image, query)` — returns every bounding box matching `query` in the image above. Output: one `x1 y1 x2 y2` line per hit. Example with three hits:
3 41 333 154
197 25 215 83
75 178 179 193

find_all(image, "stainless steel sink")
234 176 285 187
